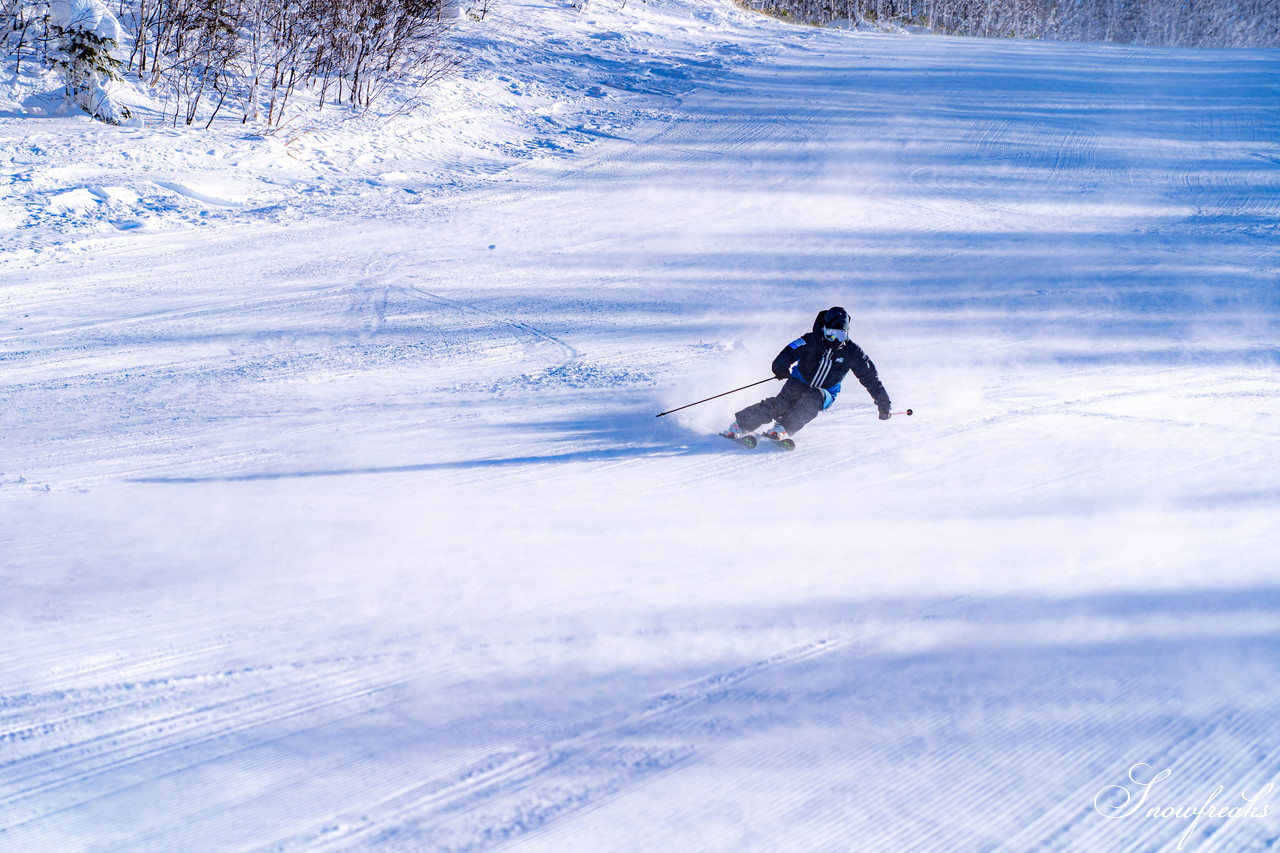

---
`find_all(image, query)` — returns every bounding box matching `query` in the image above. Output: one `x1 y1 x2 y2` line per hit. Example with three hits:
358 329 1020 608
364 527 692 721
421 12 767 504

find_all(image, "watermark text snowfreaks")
1094 763 1274 849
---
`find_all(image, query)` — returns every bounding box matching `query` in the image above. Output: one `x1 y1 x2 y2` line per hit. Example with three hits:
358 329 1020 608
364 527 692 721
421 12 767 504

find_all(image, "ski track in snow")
2 0 1279 850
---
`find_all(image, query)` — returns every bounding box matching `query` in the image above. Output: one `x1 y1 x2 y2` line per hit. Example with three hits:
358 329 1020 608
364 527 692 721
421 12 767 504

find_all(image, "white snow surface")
3 0 1280 850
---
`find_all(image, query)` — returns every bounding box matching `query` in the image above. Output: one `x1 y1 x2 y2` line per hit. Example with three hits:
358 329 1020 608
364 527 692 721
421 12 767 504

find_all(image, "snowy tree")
46 0 132 122
739 0 1280 46
2 0 42 72
5 0 459 128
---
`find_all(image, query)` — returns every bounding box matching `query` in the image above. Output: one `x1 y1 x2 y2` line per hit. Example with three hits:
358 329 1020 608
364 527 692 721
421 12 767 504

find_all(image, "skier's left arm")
850 346 892 419
771 338 806 380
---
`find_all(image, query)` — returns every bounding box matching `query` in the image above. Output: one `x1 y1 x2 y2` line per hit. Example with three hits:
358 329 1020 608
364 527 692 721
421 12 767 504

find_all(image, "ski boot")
720 420 757 449
762 423 796 451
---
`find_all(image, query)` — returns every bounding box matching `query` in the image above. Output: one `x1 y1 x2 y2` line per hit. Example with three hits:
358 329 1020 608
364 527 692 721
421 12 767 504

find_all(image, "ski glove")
774 365 790 380
819 388 835 410
878 407 892 420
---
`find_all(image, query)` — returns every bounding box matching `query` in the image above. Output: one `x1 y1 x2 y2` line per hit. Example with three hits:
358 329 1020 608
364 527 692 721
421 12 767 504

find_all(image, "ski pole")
656 377 778 418
892 409 913 416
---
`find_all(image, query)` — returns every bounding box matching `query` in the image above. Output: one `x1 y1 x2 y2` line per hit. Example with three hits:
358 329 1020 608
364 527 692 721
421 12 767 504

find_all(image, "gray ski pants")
735 379 825 434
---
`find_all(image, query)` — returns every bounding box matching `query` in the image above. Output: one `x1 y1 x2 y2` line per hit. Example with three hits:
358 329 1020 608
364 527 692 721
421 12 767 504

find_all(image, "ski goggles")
823 327 848 342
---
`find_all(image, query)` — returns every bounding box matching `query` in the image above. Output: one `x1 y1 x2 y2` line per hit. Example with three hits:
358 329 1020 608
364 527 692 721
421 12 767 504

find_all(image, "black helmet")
823 307 849 330
822 306 849 343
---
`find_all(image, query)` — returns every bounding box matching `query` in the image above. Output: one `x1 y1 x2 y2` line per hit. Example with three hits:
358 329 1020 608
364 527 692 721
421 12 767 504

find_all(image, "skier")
722 307 892 445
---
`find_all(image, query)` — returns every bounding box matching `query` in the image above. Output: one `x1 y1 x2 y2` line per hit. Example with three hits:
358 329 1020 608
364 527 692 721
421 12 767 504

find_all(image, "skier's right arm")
771 338 806 380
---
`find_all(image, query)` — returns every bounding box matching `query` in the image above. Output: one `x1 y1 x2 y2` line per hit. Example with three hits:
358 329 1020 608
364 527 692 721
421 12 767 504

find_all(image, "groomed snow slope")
2 0 1279 850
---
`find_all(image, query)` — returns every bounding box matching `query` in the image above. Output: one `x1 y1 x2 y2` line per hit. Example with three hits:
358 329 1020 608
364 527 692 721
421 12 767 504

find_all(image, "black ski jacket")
770 314 891 411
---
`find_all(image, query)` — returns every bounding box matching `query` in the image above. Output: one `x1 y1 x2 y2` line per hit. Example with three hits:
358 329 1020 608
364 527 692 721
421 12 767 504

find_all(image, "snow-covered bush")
308 0 457 112
47 0 132 123
119 0 457 128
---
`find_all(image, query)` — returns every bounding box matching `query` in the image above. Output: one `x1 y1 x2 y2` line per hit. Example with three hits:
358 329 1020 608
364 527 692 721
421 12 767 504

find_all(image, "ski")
766 435 796 451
